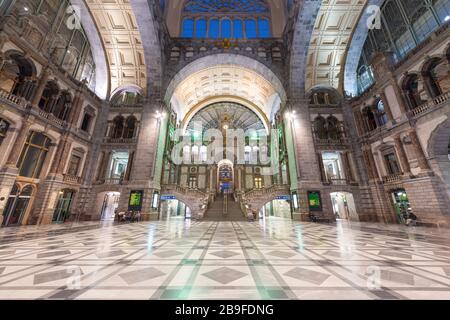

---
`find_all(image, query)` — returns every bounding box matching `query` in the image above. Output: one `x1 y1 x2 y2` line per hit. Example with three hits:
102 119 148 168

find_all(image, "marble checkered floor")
1 218 450 300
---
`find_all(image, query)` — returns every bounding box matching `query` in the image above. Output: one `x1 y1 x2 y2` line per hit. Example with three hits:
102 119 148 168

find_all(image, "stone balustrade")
383 173 403 184
410 91 450 117
63 174 82 185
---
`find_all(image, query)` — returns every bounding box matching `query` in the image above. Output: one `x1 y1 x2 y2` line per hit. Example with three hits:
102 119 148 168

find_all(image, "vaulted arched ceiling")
83 0 372 99
84 0 147 94
305 0 368 92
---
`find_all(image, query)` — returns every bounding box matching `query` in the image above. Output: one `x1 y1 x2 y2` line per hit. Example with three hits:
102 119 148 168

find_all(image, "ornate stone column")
317 152 326 182
31 67 51 107
408 129 431 170
68 89 84 125
49 138 72 175
341 151 354 182
4 120 31 168
394 134 411 174
379 90 394 122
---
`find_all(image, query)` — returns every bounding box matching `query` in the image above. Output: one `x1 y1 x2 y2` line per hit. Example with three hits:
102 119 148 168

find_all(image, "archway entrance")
330 192 357 221
260 198 292 219
52 189 76 223
218 160 234 195
391 189 411 224
98 192 121 221
2 184 34 227
160 199 192 220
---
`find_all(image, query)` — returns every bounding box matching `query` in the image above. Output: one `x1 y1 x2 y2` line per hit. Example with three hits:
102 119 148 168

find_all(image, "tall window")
356 0 446 96
0 118 10 146
181 0 271 39
384 152 401 175
17 132 51 179
67 154 82 176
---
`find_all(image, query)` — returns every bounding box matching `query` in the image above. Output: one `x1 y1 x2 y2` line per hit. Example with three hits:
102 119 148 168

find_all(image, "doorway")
2 184 34 227
100 192 121 221
160 199 191 220
52 189 75 223
217 160 234 195
391 189 410 224
330 192 357 221
260 199 292 219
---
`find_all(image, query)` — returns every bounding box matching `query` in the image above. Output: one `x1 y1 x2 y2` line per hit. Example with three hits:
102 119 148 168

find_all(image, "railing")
410 91 450 117
244 184 290 199
314 137 349 146
324 178 348 185
63 174 82 184
37 109 67 128
0 88 28 108
110 103 144 109
383 173 403 184
103 137 137 144
223 193 228 215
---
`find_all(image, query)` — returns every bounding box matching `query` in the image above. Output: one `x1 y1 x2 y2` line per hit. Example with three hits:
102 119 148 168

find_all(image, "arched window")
53 91 72 121
111 116 125 139
233 19 244 38
196 19 207 38
182 18 195 37
181 0 271 38
422 58 446 98
244 145 252 163
1 53 36 100
327 116 341 140
221 19 232 38
403 74 427 110
363 107 378 132
2 184 34 227
123 116 137 139
0 118 10 146
314 116 327 140
209 19 220 38
183 145 191 164
38 82 59 113
17 132 51 179
376 100 388 126
110 89 143 107
200 145 208 163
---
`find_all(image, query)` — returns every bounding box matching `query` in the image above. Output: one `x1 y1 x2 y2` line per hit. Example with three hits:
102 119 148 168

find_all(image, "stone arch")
343 0 385 96
131 0 163 98
165 53 287 119
69 0 109 99
288 0 322 98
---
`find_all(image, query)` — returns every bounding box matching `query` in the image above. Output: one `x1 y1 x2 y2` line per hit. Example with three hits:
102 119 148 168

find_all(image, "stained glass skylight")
183 0 270 13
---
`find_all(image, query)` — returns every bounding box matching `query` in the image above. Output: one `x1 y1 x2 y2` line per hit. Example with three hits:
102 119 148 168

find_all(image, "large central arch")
165 53 287 123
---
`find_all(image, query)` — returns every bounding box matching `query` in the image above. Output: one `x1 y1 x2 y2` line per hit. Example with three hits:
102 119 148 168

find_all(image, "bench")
309 213 333 223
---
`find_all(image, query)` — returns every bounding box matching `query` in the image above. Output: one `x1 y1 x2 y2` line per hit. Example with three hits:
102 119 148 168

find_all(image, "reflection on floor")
1 218 450 300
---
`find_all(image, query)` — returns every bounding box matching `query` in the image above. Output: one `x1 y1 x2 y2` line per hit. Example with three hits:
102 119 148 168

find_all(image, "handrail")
223 193 228 216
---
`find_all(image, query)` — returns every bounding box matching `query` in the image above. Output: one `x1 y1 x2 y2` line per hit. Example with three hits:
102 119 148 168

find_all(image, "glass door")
2 185 33 227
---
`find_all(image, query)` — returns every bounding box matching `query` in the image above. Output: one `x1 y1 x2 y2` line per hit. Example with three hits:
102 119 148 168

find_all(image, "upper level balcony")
165 38 285 79
0 88 68 129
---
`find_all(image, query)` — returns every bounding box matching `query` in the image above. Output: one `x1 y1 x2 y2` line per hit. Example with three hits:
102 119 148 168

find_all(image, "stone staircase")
204 194 246 221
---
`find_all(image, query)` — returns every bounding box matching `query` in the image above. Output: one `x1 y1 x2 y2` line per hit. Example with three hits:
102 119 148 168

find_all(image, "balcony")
383 173 403 184
314 137 349 148
0 88 28 108
409 91 450 118
323 178 349 186
103 137 137 144
63 174 82 185
166 38 285 75
0 88 68 128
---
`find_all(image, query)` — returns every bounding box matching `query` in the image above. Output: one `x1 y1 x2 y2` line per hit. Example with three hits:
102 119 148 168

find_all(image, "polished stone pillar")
408 129 431 170
341 151 354 182
390 77 408 114
394 135 411 174
68 89 84 125
317 152 326 182
49 138 72 175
